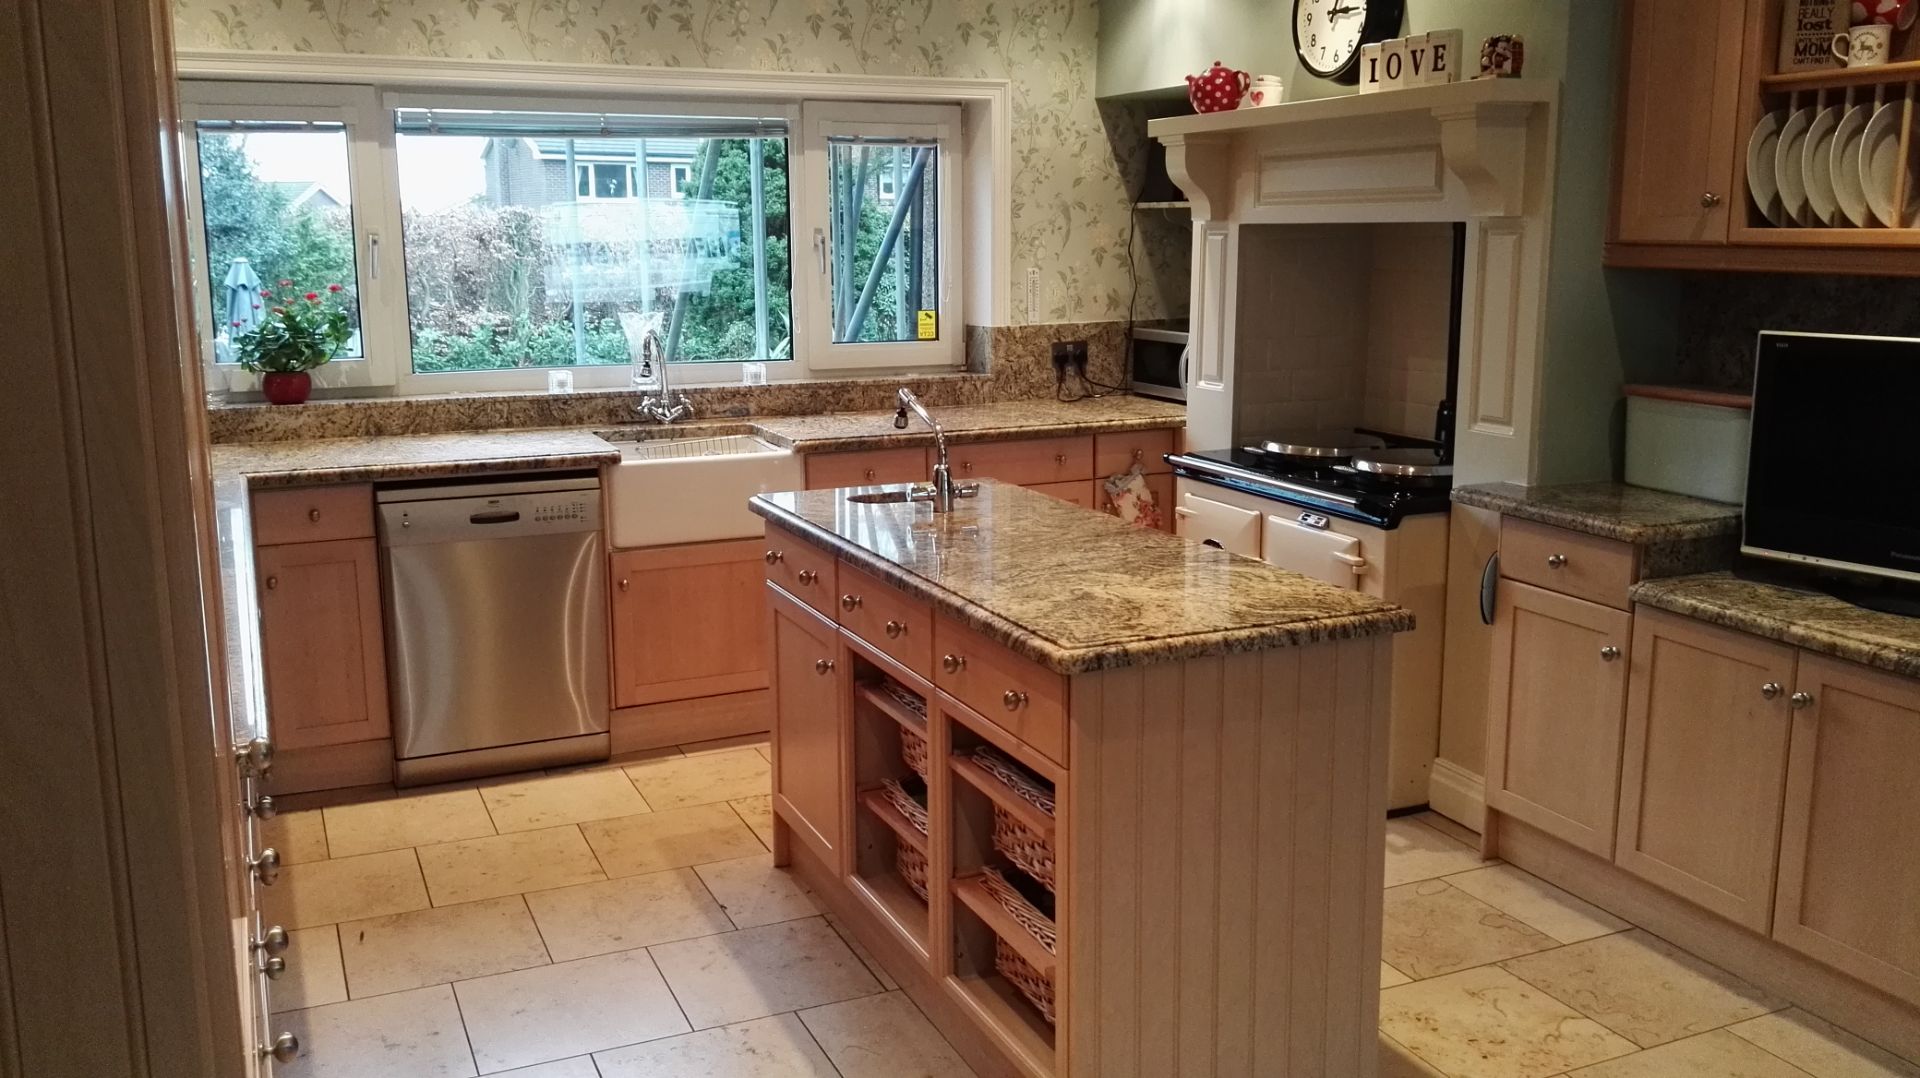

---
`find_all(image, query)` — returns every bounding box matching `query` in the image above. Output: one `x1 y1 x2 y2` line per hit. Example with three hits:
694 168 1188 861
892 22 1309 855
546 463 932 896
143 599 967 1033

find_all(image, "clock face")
1294 0 1395 81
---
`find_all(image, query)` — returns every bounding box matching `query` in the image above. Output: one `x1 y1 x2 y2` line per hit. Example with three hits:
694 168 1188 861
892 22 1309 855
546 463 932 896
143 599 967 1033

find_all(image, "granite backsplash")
1675 272 1920 391
209 320 1131 443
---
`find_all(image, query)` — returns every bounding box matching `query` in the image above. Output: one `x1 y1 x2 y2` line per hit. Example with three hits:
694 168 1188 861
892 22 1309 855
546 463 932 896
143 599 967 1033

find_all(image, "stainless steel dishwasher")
377 473 608 785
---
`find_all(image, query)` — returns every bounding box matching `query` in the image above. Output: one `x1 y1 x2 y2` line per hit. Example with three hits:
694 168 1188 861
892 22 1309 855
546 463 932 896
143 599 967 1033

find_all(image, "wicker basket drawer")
251 484 374 546
763 526 836 618
1501 517 1638 610
934 615 1067 766
837 560 933 678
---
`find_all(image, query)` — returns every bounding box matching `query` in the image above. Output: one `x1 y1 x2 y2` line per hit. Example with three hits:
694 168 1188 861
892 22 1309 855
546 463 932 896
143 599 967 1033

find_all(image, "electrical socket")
1063 339 1090 380
1050 341 1073 384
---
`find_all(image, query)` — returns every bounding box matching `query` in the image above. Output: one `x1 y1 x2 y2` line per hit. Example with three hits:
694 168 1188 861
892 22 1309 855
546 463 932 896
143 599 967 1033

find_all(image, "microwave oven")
1130 326 1188 402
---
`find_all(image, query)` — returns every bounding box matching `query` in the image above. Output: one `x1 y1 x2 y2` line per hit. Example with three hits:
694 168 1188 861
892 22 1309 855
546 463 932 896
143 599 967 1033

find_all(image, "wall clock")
1293 0 1406 85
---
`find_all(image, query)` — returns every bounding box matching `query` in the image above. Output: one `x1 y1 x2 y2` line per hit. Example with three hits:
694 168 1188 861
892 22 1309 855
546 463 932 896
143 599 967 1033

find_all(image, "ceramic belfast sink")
600 432 803 547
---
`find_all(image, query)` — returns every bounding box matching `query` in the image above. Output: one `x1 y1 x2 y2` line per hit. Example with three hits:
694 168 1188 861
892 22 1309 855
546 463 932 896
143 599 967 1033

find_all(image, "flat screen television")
1744 331 1920 586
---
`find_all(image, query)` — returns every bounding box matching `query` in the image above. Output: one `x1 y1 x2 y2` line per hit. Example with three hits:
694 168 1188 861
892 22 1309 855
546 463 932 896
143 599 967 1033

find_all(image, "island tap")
635 324 694 424
893 388 979 513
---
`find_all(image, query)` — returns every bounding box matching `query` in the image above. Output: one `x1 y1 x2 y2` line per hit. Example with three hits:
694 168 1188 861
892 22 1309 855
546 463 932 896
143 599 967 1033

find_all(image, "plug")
1051 342 1073 384
1067 340 1090 379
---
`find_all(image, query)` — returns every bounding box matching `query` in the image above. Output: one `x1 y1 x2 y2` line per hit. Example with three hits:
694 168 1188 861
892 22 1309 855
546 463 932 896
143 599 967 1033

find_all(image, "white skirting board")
1426 756 1485 834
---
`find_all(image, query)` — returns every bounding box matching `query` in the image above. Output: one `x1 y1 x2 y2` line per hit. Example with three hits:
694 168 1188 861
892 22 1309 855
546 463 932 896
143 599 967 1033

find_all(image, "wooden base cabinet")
610 539 768 708
1485 580 1632 857
1614 609 1795 931
255 535 390 752
768 585 845 862
1773 654 1920 1008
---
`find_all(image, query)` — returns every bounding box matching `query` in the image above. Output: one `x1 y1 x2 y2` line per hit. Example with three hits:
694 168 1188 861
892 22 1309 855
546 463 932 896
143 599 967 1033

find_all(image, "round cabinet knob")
617 578 630 592
942 653 967 674
253 925 290 956
250 847 281 885
1002 689 1029 711
1790 691 1814 710
764 549 784 565
263 574 279 591
840 594 863 612
1600 646 1622 662
1132 448 1144 461
262 1032 300 1064
863 468 877 481
814 658 836 675
796 569 818 586
962 461 974 474
307 507 322 522
260 955 287 980
234 737 274 776
1054 453 1068 465
252 793 277 820
1761 682 1784 700
1546 554 1568 570
884 620 906 639
1700 192 1723 209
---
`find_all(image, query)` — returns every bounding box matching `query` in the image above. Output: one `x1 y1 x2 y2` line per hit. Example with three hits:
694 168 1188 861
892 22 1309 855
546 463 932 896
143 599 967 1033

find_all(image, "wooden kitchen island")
749 481 1412 1078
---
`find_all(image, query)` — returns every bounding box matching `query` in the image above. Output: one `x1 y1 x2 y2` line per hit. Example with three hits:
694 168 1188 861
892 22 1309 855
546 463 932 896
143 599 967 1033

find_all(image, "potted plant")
234 280 353 405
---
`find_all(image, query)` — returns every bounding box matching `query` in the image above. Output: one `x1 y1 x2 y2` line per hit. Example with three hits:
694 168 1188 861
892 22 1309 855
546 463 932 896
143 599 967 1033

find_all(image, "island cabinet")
753 484 1406 1078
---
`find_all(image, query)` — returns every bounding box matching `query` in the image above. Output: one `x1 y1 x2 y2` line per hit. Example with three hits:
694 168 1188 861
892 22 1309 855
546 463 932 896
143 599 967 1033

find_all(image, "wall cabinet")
255 535 390 751
768 586 845 861
1612 0 1748 245
1614 608 1795 931
1773 653 1920 1008
610 539 768 708
1486 580 1632 856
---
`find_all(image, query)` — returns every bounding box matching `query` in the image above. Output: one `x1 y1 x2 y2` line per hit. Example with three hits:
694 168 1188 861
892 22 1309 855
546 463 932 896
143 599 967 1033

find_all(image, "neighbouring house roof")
267 180 344 211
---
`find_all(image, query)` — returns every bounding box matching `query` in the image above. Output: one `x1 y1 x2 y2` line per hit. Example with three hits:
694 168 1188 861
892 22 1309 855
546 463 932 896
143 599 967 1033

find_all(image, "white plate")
1832 103 1873 227
1803 105 1843 225
1747 109 1787 226
1776 107 1815 224
1862 101 1905 226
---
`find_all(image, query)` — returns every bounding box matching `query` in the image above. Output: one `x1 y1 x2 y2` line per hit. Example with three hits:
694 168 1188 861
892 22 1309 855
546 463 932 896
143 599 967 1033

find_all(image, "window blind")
392 107 786 140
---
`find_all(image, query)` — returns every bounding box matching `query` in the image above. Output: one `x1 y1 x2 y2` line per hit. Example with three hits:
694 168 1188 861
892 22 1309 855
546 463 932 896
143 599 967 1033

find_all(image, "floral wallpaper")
172 0 1175 325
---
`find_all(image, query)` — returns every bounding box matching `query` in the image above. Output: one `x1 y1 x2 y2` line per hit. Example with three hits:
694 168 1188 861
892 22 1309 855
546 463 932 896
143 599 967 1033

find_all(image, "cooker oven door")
1260 512 1367 589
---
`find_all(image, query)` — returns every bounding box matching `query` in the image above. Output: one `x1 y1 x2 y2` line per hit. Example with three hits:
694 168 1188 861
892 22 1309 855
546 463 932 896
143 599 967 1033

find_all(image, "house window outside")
574 161 635 200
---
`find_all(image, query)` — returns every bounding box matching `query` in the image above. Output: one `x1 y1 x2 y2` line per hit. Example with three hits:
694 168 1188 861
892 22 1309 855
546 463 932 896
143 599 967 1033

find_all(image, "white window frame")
179 81 403 393
668 162 694 198
574 161 638 201
797 101 964 372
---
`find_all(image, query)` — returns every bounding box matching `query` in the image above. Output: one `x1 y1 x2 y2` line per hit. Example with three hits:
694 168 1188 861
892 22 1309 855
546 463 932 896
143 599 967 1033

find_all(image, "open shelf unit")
848 662 935 963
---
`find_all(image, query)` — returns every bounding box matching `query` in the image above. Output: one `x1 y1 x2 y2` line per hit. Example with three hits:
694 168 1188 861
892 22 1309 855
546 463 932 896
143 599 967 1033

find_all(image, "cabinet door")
1612 0 1748 243
1615 609 1795 931
1773 654 1920 1008
769 588 845 862
256 538 389 750
1485 580 1632 856
611 539 768 709
1174 489 1262 556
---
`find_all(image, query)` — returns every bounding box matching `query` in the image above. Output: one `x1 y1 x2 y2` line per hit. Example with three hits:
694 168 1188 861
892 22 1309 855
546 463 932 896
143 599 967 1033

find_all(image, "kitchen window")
179 80 966 397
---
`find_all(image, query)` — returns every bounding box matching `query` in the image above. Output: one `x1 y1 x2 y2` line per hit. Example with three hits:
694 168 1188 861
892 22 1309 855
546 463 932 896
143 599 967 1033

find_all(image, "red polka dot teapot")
1187 60 1250 114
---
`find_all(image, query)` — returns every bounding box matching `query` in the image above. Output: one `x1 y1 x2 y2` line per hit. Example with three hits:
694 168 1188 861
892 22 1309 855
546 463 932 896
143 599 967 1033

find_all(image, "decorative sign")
1359 29 1465 93
1780 0 1848 71
539 198 742 301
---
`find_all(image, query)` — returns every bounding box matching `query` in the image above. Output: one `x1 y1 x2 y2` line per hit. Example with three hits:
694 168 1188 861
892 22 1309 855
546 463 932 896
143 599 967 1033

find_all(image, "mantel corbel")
1432 100 1536 218
1160 133 1233 222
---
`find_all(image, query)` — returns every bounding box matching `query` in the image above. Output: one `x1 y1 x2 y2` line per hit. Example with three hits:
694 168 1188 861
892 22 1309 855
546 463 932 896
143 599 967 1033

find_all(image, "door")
770 588 846 863
612 539 768 708
256 538 390 750
1612 0 1748 243
1485 580 1632 856
1614 610 1795 931
1773 654 1920 1008
1174 485 1262 556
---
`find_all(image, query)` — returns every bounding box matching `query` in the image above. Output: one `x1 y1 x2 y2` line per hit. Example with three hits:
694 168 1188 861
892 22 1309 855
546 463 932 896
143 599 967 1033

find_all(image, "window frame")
178 81 402 393
796 101 964 372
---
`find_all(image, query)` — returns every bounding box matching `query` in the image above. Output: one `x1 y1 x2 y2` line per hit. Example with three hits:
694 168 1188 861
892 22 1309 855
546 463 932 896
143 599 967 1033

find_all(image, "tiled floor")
266 745 1920 1078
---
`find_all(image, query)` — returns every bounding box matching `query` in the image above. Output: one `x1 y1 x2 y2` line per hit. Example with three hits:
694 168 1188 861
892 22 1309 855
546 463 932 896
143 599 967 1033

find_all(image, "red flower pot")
262 371 312 405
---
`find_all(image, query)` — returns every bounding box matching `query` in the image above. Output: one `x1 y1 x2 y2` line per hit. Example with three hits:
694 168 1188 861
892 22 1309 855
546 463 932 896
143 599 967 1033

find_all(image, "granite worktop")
750 481 1412 675
743 396 1186 452
1452 481 1743 545
1631 572 1920 680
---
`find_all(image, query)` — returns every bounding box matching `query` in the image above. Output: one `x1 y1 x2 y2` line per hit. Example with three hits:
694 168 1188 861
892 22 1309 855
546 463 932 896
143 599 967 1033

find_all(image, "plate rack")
1745 65 1920 236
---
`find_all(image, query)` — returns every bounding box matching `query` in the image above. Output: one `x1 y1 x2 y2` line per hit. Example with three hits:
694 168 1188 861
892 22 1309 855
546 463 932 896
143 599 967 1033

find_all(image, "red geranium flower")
278 279 293 287
258 290 271 299
327 283 344 293
304 292 320 301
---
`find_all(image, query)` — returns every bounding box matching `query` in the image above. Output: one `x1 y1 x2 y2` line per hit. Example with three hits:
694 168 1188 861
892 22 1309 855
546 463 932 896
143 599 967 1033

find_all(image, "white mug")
1242 74 1285 107
1833 23 1893 66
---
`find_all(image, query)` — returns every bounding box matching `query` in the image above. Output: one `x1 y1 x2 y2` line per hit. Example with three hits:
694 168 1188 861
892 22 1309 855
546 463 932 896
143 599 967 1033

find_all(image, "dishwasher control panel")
531 497 593 525
377 476 603 547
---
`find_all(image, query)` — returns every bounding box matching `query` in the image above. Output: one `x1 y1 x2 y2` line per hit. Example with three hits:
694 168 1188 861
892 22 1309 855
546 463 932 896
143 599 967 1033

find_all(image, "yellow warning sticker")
916 310 938 340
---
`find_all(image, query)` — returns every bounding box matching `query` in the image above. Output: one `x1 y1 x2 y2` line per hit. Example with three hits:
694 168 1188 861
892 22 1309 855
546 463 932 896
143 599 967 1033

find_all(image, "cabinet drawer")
934 615 1067 766
762 527 837 617
1029 479 1099 509
949 436 1093 486
1501 517 1638 609
805 448 928 489
835 560 933 678
1094 429 1177 476
252 485 374 546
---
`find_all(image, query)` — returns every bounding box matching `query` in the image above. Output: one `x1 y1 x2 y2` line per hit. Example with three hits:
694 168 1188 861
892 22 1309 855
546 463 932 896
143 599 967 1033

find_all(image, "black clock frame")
1292 0 1407 85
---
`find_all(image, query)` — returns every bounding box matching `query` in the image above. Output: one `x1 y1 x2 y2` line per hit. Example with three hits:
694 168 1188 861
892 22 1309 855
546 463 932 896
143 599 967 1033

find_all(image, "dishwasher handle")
469 509 522 525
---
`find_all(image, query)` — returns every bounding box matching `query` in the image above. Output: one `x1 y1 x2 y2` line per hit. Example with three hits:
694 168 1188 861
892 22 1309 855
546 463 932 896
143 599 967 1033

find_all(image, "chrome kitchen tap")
635 326 694 424
893 387 979 513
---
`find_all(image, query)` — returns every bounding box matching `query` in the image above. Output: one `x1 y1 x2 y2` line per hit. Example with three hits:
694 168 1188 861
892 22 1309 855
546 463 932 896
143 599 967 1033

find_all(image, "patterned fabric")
1103 464 1162 529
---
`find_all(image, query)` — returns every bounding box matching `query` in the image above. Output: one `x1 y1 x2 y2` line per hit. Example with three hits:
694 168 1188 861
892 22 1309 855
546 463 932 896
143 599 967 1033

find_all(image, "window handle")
368 232 381 280
813 228 827 275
